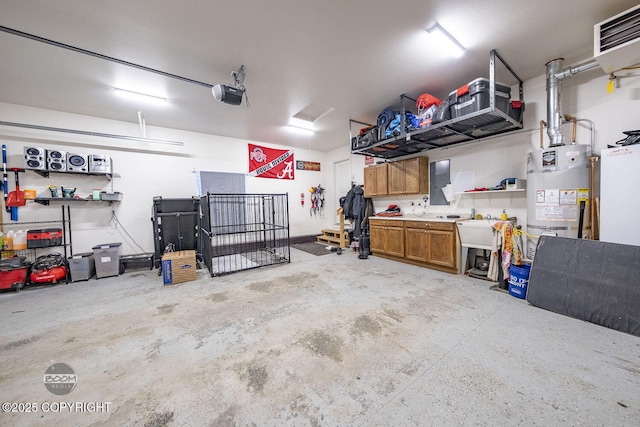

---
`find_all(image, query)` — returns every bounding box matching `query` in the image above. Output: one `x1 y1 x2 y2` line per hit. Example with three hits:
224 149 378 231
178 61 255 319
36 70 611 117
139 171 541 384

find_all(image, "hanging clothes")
487 221 524 282
342 185 365 238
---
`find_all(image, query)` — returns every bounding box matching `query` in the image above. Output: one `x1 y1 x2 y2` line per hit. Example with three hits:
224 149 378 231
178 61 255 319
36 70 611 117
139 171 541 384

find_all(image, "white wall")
0 103 333 255
2 57 638 256
330 57 639 231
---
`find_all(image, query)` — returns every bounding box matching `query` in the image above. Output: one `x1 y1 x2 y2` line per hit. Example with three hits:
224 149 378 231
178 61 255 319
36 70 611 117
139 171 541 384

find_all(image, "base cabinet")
425 229 456 268
371 218 458 273
405 226 429 263
369 219 404 258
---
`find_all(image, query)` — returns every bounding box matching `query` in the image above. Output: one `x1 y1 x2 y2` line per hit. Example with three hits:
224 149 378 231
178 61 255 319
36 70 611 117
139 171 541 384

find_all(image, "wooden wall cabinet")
387 157 429 195
363 163 388 197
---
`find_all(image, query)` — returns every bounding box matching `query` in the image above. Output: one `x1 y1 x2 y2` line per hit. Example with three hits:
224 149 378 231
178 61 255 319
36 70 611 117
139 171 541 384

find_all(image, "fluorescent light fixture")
426 23 465 58
289 117 315 132
114 87 168 104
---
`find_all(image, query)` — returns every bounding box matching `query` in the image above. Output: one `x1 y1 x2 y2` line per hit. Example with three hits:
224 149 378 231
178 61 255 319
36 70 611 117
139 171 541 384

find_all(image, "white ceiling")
0 0 637 152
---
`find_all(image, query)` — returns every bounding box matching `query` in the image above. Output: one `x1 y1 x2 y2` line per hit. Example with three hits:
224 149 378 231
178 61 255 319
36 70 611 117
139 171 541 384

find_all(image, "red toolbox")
0 257 28 292
27 228 63 248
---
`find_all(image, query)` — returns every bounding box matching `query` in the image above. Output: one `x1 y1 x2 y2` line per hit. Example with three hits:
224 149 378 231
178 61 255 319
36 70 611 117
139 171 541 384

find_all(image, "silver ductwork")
546 58 565 147
545 58 600 147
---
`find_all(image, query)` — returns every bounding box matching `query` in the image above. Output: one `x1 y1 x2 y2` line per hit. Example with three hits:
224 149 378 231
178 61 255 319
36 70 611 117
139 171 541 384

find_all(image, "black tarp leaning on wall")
526 236 640 337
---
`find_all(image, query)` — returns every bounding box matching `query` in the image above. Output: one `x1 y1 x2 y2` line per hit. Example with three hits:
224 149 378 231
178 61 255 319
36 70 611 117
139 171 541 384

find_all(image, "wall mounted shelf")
33 197 121 206
458 189 526 195
30 170 120 180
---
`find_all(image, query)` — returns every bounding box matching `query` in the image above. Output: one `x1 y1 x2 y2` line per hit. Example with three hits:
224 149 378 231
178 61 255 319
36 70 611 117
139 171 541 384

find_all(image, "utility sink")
456 219 503 250
457 219 512 272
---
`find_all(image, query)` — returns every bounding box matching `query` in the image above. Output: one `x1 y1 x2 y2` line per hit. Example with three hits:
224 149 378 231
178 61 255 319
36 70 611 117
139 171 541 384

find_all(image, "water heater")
526 144 590 258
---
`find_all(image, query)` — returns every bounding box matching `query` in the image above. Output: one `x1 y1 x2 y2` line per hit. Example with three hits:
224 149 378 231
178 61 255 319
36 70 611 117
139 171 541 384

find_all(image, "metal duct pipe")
546 58 564 147
545 58 601 147
554 59 600 81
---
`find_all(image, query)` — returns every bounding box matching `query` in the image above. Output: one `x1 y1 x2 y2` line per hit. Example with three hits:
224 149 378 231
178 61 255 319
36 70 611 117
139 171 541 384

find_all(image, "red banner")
248 144 295 180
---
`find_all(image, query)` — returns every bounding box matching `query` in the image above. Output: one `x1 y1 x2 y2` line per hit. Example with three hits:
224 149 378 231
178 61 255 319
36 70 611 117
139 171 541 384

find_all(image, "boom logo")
43 362 77 395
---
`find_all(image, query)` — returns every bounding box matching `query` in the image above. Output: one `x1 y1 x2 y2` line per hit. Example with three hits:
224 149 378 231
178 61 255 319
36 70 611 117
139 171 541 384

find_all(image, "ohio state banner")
248 144 295 180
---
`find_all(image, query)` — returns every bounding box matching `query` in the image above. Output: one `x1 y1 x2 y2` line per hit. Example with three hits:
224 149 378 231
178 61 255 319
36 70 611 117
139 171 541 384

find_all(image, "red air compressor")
30 253 68 285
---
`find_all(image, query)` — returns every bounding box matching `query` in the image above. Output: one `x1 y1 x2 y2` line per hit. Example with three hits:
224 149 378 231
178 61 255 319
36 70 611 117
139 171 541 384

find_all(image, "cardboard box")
162 250 197 285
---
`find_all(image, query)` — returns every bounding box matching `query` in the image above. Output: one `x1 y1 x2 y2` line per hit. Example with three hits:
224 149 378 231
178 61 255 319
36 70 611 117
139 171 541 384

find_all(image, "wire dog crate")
200 193 290 276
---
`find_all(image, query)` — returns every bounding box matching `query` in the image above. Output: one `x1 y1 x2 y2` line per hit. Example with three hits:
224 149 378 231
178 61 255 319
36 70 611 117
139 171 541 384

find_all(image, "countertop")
369 215 471 223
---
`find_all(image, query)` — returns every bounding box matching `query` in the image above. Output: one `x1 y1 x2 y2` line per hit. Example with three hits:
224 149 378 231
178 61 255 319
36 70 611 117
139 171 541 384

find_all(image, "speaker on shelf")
88 154 112 174
66 153 88 173
24 146 46 170
46 150 67 172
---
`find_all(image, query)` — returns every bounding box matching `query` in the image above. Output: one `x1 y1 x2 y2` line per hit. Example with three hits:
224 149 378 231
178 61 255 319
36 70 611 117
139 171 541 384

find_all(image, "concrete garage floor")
0 247 639 426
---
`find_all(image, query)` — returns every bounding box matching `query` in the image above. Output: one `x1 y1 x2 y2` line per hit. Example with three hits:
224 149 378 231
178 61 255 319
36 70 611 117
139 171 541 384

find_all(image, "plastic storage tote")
92 243 122 278
68 252 96 282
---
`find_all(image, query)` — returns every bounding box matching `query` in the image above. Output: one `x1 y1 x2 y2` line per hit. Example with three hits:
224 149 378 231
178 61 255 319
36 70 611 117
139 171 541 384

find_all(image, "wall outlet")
423 195 429 203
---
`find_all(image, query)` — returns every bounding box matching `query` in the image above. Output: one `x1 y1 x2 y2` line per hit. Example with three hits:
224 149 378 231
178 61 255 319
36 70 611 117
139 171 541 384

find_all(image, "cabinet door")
364 164 388 197
404 157 429 194
374 164 388 195
369 225 386 253
364 167 377 197
405 227 428 262
387 161 406 194
427 230 456 268
385 226 405 257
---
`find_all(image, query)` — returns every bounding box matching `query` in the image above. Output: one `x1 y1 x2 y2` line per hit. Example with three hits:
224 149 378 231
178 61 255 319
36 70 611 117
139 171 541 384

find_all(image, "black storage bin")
432 101 451 124
352 126 379 150
449 78 511 119
509 100 525 123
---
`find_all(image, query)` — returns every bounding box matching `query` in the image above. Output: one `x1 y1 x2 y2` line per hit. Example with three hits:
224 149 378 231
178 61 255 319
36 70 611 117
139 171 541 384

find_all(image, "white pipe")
0 120 183 146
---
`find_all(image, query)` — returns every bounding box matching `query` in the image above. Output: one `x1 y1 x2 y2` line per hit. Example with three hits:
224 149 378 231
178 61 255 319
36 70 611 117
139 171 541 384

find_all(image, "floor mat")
291 242 332 256
211 254 260 273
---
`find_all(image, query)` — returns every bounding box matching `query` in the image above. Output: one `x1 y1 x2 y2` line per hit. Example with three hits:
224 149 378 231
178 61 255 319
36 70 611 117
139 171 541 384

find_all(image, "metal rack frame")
352 49 524 159
0 205 72 262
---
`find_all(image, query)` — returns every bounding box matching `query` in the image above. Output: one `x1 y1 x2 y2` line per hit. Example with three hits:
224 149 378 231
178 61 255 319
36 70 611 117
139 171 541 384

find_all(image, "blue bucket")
508 263 531 299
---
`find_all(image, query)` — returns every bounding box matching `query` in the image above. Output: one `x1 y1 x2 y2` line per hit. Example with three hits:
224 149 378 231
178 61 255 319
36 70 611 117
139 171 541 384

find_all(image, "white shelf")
458 189 526 195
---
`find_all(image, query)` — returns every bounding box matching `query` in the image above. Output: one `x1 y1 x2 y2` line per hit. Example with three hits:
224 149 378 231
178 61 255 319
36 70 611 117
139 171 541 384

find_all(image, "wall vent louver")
594 4 640 73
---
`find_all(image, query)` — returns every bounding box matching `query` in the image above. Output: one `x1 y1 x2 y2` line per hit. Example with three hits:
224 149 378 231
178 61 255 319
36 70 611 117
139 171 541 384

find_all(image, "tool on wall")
6 168 25 221
309 185 325 217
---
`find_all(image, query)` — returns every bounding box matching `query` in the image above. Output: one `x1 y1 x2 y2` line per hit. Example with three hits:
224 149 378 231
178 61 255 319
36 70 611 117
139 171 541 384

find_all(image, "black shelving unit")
0 205 72 262
351 49 524 159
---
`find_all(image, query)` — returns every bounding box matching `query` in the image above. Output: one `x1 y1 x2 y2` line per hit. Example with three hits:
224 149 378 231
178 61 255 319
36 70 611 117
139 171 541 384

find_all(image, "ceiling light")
114 88 168 104
426 23 465 58
289 117 315 132
287 103 334 133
